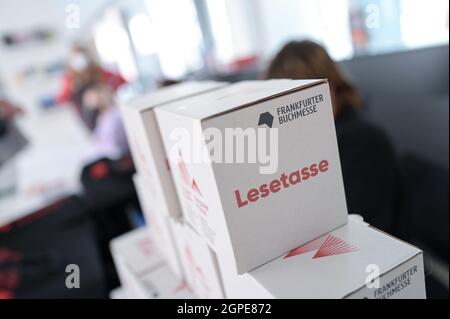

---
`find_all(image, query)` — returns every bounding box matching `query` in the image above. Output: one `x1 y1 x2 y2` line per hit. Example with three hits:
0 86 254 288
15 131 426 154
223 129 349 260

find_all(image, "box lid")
125 81 227 112
158 79 325 120
249 218 422 298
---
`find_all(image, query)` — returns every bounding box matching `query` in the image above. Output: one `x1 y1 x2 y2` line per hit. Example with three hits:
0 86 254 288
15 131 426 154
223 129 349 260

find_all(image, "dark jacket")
335 105 398 232
0 116 6 137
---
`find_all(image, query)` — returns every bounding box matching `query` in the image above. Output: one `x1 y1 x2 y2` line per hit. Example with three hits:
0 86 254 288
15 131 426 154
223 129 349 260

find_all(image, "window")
400 0 449 49
205 0 449 63
206 0 259 69
348 0 449 56
144 0 204 79
128 13 157 56
93 8 139 81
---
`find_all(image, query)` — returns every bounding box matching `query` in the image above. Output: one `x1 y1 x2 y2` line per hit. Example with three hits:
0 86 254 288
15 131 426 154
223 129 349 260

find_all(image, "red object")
0 224 12 233
0 199 66 233
56 69 126 105
0 290 14 299
229 55 258 71
90 162 109 180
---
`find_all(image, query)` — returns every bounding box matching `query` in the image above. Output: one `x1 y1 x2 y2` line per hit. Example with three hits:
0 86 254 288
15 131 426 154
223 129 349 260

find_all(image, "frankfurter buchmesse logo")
258 112 274 128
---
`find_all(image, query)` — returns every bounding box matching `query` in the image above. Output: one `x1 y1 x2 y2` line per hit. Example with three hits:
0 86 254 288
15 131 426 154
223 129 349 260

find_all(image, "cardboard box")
123 263 196 299
109 286 127 299
110 228 195 299
143 264 195 299
223 218 426 299
155 80 348 273
133 174 184 279
110 227 164 298
121 81 227 219
170 219 225 299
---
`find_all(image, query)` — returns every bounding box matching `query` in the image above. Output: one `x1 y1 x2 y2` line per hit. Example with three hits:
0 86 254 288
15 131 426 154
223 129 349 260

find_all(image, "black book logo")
258 112 274 128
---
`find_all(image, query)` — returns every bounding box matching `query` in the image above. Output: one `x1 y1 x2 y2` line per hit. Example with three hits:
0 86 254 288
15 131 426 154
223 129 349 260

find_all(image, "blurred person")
57 45 126 130
0 98 26 171
82 83 129 161
0 98 22 137
264 40 398 232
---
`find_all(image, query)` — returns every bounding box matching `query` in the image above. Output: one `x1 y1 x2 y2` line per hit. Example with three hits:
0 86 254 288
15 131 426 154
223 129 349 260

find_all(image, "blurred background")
0 0 448 299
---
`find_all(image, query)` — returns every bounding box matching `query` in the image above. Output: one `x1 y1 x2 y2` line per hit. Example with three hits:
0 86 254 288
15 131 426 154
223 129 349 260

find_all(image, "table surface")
0 106 95 226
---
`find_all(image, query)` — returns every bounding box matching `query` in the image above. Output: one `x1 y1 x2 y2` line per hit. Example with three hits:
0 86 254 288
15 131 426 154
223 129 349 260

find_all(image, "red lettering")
310 163 319 176
269 179 281 193
259 184 270 198
289 171 301 185
235 190 248 208
280 173 289 188
247 188 259 202
319 160 329 172
301 167 310 180
234 159 331 208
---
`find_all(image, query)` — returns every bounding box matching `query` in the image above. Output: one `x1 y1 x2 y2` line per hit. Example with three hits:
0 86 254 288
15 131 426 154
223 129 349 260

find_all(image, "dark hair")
68 45 102 86
264 40 362 113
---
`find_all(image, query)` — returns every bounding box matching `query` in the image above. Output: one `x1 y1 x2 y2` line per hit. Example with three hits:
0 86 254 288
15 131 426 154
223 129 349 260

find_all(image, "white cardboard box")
124 263 196 299
109 286 127 299
110 228 195 299
223 218 426 299
133 174 184 279
143 264 195 299
110 227 164 297
121 81 227 219
170 219 225 299
155 80 348 273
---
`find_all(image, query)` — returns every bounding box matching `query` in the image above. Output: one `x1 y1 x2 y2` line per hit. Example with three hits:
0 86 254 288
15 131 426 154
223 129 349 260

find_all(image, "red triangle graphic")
178 149 191 185
173 279 191 294
312 235 358 259
284 234 327 259
191 179 202 197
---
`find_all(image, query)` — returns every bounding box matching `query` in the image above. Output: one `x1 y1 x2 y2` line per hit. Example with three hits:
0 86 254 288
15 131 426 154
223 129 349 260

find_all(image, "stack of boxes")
110 227 194 299
116 82 226 298
112 80 426 299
